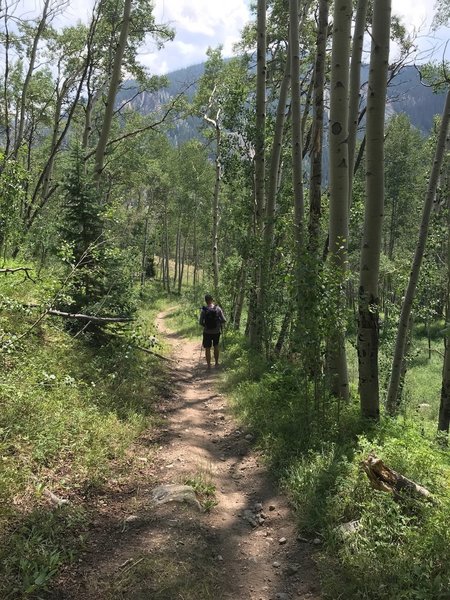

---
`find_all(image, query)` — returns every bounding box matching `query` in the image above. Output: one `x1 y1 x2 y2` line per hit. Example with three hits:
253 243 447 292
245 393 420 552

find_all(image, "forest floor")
48 309 322 600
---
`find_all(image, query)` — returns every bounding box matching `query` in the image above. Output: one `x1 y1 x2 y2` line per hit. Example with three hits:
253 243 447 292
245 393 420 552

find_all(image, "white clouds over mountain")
140 0 251 74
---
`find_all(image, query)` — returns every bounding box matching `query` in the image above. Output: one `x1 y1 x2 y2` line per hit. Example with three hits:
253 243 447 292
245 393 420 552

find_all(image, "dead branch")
362 454 435 503
44 308 134 324
134 343 175 363
107 331 175 362
0 266 35 281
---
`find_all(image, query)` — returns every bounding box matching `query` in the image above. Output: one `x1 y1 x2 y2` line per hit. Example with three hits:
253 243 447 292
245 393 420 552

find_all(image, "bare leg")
205 347 211 368
214 345 219 366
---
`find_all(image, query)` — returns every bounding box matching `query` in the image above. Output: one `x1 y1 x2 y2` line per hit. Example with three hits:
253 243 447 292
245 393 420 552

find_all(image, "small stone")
254 502 263 512
217 555 224 561
125 515 138 523
245 433 254 441
313 538 322 545
269 504 276 511
297 535 309 543
273 561 281 568
279 537 287 545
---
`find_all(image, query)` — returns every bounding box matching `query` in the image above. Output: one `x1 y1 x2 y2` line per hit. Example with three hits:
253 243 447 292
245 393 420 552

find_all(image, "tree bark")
358 0 391 420
308 0 329 255
438 141 450 434
386 90 450 414
248 0 266 350
348 0 369 206
327 0 352 400
290 0 305 336
362 454 434 502
13 0 51 159
94 0 132 181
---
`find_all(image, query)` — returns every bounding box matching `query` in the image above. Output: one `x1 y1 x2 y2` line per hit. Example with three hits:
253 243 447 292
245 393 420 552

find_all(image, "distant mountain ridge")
117 63 446 141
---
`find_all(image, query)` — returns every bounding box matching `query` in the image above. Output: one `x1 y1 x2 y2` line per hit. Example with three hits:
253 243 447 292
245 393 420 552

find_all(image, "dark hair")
205 294 213 303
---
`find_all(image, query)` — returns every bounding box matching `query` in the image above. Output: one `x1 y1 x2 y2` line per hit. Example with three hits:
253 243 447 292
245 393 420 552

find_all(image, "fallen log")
362 454 434 503
45 308 134 324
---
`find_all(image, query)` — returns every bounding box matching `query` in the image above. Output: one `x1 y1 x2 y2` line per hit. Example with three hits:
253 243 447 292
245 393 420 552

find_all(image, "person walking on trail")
199 294 226 369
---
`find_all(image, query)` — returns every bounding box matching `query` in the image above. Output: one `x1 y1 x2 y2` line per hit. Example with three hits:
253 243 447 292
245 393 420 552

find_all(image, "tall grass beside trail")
221 333 450 600
0 272 171 598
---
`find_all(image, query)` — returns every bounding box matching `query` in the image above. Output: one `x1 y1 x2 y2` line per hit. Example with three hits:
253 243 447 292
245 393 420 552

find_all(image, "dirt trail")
51 309 321 600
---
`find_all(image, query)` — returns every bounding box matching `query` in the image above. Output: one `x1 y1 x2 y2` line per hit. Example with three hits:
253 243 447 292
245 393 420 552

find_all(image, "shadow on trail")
45 312 324 600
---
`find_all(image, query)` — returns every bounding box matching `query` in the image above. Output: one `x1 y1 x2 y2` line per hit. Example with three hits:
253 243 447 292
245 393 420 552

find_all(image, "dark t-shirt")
199 304 226 334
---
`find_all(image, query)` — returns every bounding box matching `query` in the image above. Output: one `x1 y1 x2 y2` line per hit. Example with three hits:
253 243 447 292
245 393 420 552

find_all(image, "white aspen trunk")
13 0 51 158
358 0 391 420
141 193 150 288
2 8 11 159
327 0 352 400
94 0 132 181
386 90 450 414
178 234 188 294
264 48 290 266
348 0 369 205
233 259 247 331
173 219 180 287
212 124 221 301
249 0 266 349
438 142 450 434
308 0 328 254
290 0 305 324
259 47 290 346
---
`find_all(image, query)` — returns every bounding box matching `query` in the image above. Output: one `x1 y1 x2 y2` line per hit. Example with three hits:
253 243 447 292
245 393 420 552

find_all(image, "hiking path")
50 308 321 600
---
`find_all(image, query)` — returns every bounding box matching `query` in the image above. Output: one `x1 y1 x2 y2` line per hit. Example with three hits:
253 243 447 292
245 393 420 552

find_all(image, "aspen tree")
327 0 352 400
94 0 132 181
387 90 450 413
358 0 391 419
248 0 267 349
290 0 305 329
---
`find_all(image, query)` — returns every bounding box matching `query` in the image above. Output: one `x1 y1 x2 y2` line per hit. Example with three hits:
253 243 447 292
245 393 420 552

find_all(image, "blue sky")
15 0 450 74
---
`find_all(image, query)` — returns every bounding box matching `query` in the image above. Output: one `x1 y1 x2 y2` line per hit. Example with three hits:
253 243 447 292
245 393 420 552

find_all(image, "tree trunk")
308 0 329 255
358 0 391 420
263 45 290 274
178 231 189 294
2 7 11 161
212 124 221 301
290 0 305 338
173 219 181 288
327 0 352 400
438 141 450 434
386 90 450 414
13 0 51 159
141 194 151 288
94 0 132 181
348 0 369 206
248 0 266 350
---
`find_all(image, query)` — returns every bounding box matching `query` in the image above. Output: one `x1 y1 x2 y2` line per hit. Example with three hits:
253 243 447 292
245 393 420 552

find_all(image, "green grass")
221 330 450 599
0 273 172 598
184 471 218 512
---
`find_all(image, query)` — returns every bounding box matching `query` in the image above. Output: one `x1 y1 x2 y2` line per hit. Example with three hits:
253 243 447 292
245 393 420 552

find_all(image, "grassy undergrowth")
0 270 172 598
219 331 450 600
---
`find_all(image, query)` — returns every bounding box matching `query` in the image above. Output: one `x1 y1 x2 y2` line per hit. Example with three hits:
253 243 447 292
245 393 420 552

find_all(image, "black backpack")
203 306 219 329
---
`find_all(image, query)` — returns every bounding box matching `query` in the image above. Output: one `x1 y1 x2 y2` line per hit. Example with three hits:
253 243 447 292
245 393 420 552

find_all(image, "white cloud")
149 0 251 73
13 0 448 74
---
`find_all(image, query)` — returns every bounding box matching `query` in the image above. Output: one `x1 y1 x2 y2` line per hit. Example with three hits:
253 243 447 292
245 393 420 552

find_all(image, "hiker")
199 294 226 369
